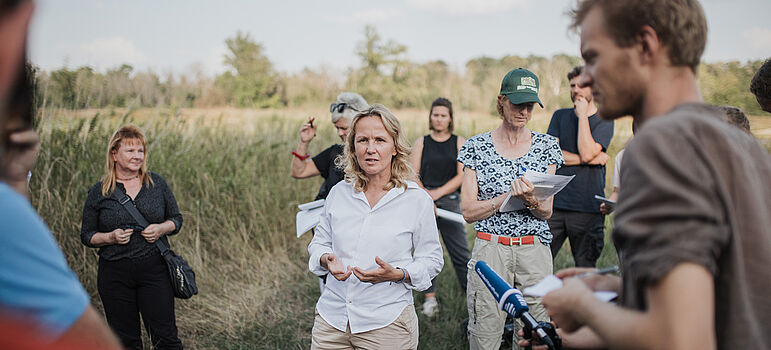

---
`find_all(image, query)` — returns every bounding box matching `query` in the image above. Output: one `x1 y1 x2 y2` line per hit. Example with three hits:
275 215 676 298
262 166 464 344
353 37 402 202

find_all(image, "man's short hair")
718 105 751 134
569 0 707 72
750 58 771 100
567 66 583 81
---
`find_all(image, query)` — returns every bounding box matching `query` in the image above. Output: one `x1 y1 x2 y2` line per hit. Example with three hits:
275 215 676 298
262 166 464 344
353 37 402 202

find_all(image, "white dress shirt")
308 180 444 334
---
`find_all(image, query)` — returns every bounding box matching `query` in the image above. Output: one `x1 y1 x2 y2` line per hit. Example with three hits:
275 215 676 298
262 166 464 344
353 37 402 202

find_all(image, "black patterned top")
81 172 182 261
457 131 563 244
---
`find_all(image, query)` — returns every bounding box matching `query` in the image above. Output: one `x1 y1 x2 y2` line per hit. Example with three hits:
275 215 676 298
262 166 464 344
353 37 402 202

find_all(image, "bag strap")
111 189 170 256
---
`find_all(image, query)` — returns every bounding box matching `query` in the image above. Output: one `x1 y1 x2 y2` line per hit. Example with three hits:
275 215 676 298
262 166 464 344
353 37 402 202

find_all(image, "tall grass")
31 107 768 349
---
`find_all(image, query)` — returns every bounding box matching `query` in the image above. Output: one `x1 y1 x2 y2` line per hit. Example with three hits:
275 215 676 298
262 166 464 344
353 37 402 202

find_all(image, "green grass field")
31 106 769 349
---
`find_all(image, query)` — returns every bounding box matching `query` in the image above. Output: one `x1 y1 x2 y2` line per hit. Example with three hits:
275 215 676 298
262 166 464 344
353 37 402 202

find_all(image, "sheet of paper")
523 274 618 302
298 199 325 211
594 195 616 206
436 208 467 225
296 206 324 238
499 170 575 212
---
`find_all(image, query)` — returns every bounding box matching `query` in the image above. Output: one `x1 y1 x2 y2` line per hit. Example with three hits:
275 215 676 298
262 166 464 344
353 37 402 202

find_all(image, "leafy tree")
215 31 284 108
347 25 409 107
49 67 77 108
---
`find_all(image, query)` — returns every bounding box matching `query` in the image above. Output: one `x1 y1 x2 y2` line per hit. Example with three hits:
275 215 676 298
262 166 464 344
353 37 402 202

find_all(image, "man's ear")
636 25 661 67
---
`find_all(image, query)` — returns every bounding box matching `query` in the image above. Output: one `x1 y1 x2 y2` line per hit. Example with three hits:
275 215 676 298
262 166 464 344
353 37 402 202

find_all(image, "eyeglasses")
330 103 348 113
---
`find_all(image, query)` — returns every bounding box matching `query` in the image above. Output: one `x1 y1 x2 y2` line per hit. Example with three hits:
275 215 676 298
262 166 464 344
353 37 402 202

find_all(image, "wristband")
396 267 407 283
292 150 310 161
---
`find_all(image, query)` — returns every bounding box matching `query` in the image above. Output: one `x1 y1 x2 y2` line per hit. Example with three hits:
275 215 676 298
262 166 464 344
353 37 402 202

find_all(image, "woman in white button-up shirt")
308 104 444 350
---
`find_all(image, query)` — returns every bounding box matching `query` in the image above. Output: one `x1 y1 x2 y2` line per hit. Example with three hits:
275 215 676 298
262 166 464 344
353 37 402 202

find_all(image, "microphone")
475 260 561 350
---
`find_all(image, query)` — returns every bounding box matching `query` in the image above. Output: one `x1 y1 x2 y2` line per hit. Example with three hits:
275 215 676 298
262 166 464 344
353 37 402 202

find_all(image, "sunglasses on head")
330 103 348 113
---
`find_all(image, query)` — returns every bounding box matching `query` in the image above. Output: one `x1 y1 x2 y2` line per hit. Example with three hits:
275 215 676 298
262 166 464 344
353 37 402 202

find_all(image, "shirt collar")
350 180 418 211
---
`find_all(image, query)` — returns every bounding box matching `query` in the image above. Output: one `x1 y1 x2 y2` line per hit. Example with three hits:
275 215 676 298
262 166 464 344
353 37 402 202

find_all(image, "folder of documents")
499 170 574 212
296 199 325 238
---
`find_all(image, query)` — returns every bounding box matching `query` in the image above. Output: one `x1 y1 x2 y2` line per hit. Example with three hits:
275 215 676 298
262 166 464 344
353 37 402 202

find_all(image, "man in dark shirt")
546 66 613 267
533 1 771 349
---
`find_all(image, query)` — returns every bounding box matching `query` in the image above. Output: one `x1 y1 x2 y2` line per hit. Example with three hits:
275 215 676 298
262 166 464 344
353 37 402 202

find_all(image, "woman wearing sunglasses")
291 92 369 201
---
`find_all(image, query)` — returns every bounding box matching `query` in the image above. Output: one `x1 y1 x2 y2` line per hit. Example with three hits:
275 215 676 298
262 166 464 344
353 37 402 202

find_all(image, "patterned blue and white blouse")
457 131 564 244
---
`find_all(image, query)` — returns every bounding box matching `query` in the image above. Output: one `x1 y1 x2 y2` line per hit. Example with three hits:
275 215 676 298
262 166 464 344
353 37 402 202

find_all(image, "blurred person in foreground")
546 65 614 267
291 92 369 201
524 0 771 349
458 68 563 350
750 58 771 114
307 104 444 349
81 125 184 349
410 97 469 317
603 106 749 217
0 0 121 348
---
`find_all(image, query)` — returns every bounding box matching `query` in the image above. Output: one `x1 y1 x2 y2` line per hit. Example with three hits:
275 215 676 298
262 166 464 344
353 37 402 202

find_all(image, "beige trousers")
311 304 418 350
466 236 553 350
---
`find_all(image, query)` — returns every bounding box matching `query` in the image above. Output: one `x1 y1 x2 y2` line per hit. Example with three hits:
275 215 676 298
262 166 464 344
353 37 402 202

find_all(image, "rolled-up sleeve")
80 185 100 247
403 197 444 291
308 199 334 277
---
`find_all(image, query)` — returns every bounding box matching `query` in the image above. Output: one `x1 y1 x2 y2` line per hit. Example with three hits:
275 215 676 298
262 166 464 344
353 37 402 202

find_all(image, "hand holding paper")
523 268 619 303
500 170 574 212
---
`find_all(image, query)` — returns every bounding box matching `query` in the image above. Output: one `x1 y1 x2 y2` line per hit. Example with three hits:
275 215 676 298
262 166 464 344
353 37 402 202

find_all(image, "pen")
575 265 619 279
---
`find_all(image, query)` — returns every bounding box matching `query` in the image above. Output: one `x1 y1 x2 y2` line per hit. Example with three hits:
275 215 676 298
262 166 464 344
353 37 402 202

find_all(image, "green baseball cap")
500 68 543 108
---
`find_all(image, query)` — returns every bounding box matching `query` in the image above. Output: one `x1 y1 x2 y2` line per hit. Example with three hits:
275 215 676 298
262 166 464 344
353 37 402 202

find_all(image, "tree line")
33 26 768 115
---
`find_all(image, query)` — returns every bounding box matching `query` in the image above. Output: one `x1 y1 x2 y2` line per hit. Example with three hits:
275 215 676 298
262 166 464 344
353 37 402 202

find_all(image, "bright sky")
28 0 771 77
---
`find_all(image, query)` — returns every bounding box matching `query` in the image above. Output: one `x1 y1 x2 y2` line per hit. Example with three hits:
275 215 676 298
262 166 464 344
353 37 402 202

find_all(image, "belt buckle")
499 235 517 246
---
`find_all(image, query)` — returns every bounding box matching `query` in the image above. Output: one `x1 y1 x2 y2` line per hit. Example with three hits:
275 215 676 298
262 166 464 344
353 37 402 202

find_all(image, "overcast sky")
28 0 771 77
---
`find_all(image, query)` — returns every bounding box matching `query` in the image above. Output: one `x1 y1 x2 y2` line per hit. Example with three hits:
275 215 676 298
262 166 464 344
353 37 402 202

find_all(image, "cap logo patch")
521 77 536 87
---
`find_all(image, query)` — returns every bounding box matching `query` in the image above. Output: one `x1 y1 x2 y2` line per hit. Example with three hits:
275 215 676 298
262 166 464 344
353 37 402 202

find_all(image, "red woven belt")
476 232 535 246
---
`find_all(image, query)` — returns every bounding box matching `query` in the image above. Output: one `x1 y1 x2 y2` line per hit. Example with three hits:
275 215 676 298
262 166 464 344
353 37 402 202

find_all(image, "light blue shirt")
0 183 89 338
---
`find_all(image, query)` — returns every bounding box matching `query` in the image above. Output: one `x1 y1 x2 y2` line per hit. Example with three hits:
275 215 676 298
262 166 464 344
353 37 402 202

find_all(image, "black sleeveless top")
419 134 459 188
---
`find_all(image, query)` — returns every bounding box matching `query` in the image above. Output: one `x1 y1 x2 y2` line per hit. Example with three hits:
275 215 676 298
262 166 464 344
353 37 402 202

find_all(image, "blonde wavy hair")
101 125 153 196
337 104 416 192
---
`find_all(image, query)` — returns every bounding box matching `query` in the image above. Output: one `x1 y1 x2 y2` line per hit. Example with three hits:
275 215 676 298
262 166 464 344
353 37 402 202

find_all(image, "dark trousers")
426 191 470 294
548 209 605 267
98 252 183 350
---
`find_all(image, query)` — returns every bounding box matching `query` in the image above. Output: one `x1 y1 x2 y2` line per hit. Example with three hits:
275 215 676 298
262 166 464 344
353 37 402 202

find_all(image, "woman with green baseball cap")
457 68 563 349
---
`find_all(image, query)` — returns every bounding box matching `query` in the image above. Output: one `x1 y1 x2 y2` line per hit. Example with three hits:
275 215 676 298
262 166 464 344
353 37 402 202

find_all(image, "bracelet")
291 150 310 161
526 201 539 210
396 267 407 283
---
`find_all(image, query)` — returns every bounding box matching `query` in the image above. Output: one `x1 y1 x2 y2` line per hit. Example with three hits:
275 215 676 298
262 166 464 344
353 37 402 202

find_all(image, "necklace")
116 175 139 181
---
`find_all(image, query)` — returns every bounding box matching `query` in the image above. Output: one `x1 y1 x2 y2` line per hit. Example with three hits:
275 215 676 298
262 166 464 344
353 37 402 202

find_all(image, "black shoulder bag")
113 190 198 299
